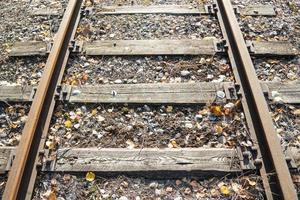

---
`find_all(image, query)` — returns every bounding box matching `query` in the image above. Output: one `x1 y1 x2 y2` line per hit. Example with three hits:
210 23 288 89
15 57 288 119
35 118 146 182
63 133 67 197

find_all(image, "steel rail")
215 0 297 199
2 0 83 199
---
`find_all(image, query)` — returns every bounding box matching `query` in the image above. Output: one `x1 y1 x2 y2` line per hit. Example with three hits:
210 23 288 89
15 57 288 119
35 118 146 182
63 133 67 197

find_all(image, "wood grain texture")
54 148 240 172
1 82 299 104
0 85 32 102
9 41 47 56
84 39 217 55
96 5 206 14
0 147 15 172
9 40 298 56
30 5 275 16
31 8 61 16
252 41 298 56
240 5 275 16
68 82 223 103
261 81 300 104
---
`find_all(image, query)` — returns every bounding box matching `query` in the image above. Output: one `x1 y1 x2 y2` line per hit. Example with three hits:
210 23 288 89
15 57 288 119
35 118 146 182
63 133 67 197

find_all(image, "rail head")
2 0 83 199
214 0 297 199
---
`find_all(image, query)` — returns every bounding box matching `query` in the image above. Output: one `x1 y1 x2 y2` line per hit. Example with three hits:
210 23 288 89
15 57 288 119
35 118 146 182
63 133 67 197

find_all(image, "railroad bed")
0 0 299 199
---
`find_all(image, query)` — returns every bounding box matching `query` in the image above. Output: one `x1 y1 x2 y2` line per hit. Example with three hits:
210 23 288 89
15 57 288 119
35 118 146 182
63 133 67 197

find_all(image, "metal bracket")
5 150 16 171
83 7 94 16
232 6 240 15
284 147 298 169
245 40 255 54
29 87 38 101
59 85 72 101
215 40 228 53
46 42 53 53
71 40 83 53
205 4 215 14
236 147 256 170
223 82 238 99
41 149 56 171
260 82 271 99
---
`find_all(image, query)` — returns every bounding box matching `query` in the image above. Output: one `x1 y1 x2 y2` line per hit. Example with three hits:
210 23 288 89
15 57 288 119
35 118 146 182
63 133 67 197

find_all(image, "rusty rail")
215 0 297 199
1 0 297 199
2 0 83 199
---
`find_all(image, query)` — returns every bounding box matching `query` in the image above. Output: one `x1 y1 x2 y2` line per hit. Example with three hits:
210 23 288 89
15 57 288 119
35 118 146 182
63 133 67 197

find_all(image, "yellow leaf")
247 178 256 186
220 185 230 195
7 106 15 113
48 191 57 200
86 171 95 182
81 74 88 82
64 120 72 128
71 80 78 86
211 106 223 117
171 140 178 148
256 36 262 42
215 125 223 134
166 106 173 113
91 109 98 116
9 123 17 129
46 141 54 150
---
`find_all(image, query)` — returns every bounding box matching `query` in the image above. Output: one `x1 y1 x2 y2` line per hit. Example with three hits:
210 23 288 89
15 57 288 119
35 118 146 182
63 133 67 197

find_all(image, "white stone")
180 70 190 77
217 91 226 98
97 115 105 122
114 79 123 84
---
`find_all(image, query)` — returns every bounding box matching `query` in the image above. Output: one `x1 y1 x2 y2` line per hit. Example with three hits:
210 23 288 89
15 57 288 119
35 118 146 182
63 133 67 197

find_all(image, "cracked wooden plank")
68 82 224 103
0 147 298 173
96 5 206 15
9 41 48 57
261 81 300 104
1 82 300 104
83 39 217 56
240 5 275 16
0 85 33 102
251 41 298 56
30 8 61 16
53 148 240 173
0 147 15 173
95 5 275 16
9 40 298 56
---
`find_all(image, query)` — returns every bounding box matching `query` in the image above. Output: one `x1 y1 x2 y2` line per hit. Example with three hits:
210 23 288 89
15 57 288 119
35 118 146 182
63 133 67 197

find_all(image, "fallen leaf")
71 79 78 86
9 123 17 129
247 178 256 186
210 188 218 197
293 109 300 116
91 109 98 116
224 108 231 115
45 140 55 150
256 36 262 42
210 106 223 117
166 106 173 113
196 192 206 198
49 192 56 200
215 125 223 134
81 73 89 82
170 140 178 148
199 109 208 115
64 120 72 128
7 106 15 113
231 182 240 193
43 190 56 200
86 171 95 182
220 185 230 195
126 140 135 149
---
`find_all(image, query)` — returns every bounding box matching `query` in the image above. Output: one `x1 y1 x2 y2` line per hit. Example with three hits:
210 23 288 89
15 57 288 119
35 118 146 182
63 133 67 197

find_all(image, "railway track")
0 0 299 199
